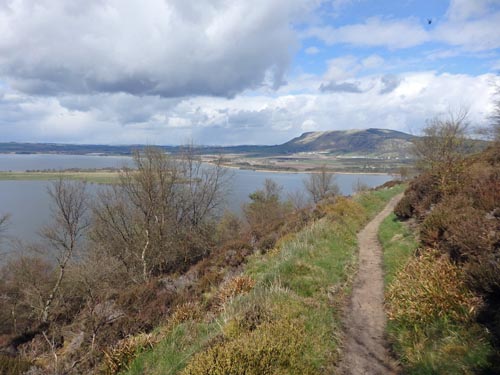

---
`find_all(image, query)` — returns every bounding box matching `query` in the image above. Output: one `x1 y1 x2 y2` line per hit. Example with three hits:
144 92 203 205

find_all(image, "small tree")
0 214 9 256
40 179 89 323
91 146 228 282
0 214 8 235
304 165 340 204
412 109 471 194
243 179 292 247
489 81 500 142
412 109 470 171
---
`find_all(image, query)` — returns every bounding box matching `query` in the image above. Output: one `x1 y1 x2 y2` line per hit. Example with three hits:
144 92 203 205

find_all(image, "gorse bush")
181 319 311 375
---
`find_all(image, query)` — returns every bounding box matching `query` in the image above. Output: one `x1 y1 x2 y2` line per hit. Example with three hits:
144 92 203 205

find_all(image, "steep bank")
119 186 405 374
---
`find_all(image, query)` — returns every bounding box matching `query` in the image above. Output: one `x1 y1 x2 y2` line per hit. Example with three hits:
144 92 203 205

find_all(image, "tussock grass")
120 185 403 374
381 215 494 374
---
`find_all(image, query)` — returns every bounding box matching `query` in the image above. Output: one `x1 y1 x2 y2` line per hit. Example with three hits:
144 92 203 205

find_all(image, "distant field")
216 155 412 174
0 171 121 183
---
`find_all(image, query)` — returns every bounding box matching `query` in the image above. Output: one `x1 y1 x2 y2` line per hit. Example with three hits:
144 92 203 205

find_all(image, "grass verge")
380 214 494 374
120 185 404 375
379 213 417 286
0 171 120 183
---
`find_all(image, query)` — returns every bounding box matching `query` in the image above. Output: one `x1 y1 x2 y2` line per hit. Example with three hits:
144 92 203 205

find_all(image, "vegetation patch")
381 207 495 374
122 185 403 374
379 213 418 285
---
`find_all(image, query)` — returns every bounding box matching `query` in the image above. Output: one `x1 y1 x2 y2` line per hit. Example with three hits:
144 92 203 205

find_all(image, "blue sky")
0 0 499 145
295 0 499 77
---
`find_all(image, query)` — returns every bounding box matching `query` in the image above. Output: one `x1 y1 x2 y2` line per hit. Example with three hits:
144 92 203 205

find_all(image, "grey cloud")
226 110 271 129
379 74 402 94
320 81 364 93
0 0 310 98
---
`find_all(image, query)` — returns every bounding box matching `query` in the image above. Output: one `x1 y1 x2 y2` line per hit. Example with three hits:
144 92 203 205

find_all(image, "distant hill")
0 128 416 158
279 128 415 158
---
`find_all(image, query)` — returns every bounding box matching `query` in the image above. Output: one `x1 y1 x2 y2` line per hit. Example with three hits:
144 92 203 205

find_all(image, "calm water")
0 154 392 245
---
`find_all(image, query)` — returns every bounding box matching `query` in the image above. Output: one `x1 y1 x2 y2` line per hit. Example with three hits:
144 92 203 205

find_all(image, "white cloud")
305 46 320 55
0 0 315 97
435 11 500 51
304 1 500 52
1 72 497 145
361 54 384 69
304 17 429 49
446 0 498 21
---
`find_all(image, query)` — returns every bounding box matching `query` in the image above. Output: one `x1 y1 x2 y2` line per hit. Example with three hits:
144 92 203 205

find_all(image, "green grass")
0 171 120 183
121 323 218 375
120 185 404 375
379 213 417 286
380 212 494 374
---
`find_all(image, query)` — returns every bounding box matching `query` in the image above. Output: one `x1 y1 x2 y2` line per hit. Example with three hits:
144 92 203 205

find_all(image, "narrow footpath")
339 194 403 375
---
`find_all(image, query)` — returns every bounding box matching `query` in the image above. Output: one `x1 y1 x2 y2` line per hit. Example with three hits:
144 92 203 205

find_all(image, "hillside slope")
0 128 414 158
280 128 414 157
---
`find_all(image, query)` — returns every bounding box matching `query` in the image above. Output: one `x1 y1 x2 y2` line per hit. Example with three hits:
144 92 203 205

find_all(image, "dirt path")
339 194 403 375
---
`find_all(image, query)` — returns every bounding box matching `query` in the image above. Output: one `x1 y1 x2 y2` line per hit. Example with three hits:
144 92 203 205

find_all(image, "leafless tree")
490 81 500 142
304 165 340 204
0 213 10 256
91 147 228 282
39 179 89 323
412 109 471 172
411 109 477 195
0 213 9 235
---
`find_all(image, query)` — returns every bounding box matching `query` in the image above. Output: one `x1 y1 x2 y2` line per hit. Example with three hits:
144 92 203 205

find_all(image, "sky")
0 0 499 145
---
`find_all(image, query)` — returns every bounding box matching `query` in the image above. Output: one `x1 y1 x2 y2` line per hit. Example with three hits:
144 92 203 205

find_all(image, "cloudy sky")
0 0 499 145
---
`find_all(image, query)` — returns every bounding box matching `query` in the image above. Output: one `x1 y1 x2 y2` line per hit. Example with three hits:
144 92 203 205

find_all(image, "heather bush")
0 354 31 375
394 172 440 220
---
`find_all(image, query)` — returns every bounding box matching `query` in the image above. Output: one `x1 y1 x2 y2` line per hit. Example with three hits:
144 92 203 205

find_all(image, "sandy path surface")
339 194 403 375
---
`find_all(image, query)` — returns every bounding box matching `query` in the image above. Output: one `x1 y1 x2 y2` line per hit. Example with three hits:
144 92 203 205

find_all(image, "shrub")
169 302 202 327
102 333 155 375
0 355 31 375
317 196 366 227
181 319 312 375
215 275 256 309
394 172 440 220
419 195 498 262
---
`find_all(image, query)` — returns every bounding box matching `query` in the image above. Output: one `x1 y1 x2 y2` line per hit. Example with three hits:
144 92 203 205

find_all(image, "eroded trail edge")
339 193 403 375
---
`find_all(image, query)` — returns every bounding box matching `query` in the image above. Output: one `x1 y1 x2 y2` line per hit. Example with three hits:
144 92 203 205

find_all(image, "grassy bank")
379 213 418 286
115 185 404 375
0 171 120 183
380 214 494 374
